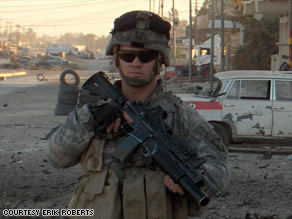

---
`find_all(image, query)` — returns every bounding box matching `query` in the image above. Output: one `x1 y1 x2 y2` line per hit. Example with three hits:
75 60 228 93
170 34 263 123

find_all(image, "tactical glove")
88 102 122 132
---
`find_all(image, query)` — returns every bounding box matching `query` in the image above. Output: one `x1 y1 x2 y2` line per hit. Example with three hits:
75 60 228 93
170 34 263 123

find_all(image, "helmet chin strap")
118 59 161 88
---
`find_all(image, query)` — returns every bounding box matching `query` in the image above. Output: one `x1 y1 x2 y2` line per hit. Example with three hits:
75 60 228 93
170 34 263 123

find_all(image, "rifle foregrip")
150 149 209 207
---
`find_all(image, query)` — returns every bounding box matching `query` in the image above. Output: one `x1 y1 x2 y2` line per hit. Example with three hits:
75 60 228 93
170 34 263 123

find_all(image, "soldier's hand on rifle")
88 102 122 133
105 111 133 134
164 175 184 195
88 102 133 134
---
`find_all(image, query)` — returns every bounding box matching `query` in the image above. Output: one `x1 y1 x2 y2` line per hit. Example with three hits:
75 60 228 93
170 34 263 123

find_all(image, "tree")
25 28 37 45
95 35 111 54
58 33 77 44
231 15 279 70
192 0 213 44
164 9 188 37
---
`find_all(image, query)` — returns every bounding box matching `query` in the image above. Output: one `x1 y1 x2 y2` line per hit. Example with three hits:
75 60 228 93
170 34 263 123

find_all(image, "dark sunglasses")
118 50 157 63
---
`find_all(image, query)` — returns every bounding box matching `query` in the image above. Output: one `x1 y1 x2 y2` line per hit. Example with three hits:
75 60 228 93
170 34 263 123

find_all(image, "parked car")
46 54 70 65
35 54 70 69
77 51 94 59
177 70 292 146
10 54 31 64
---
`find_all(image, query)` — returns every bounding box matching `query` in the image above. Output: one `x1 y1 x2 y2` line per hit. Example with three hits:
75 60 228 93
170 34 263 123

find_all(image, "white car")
177 70 292 146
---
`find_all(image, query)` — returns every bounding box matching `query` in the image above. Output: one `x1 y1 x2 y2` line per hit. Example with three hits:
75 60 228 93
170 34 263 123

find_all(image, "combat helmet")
106 10 171 66
106 11 171 86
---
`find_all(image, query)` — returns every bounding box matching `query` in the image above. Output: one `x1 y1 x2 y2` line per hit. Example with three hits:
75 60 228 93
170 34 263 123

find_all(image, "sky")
0 0 202 37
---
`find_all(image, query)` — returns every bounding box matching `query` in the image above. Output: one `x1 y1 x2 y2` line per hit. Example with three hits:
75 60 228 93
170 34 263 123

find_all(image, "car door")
222 79 273 136
272 79 292 137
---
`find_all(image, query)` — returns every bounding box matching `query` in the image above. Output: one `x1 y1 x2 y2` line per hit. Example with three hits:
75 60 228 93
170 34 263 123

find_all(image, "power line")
1 0 145 21
2 0 146 29
0 0 197 36
0 1 116 13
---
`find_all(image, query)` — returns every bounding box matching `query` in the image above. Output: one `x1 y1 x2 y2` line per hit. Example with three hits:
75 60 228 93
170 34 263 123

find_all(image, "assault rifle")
82 71 221 207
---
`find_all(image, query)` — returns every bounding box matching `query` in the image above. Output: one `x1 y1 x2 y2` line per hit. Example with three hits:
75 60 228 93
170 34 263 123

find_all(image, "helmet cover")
106 10 171 66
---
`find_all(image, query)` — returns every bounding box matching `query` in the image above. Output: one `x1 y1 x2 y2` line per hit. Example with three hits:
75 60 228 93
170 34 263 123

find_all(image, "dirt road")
0 70 291 219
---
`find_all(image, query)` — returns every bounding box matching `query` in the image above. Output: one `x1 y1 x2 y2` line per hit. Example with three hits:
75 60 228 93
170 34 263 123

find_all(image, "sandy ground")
0 69 291 219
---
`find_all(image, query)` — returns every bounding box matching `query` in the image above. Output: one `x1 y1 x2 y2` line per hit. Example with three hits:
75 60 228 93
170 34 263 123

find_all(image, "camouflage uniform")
48 79 229 219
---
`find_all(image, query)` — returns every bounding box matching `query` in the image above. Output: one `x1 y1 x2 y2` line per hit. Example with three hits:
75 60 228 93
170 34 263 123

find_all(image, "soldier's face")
118 45 157 80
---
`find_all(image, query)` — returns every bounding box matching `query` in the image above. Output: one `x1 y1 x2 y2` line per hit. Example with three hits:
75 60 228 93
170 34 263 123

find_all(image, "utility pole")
210 0 215 90
7 22 12 41
149 0 151 11
0 19 2 44
194 0 198 45
16 24 21 54
220 0 225 71
0 20 2 49
5 22 8 36
172 0 176 66
289 0 292 69
161 0 164 17
188 0 193 82
22 26 25 44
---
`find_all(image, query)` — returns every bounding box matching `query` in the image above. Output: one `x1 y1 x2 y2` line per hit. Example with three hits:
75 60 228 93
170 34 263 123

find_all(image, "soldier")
47 10 229 219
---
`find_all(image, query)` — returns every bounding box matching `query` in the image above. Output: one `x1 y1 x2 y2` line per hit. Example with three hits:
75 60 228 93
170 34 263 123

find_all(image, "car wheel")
210 122 230 147
60 69 80 86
